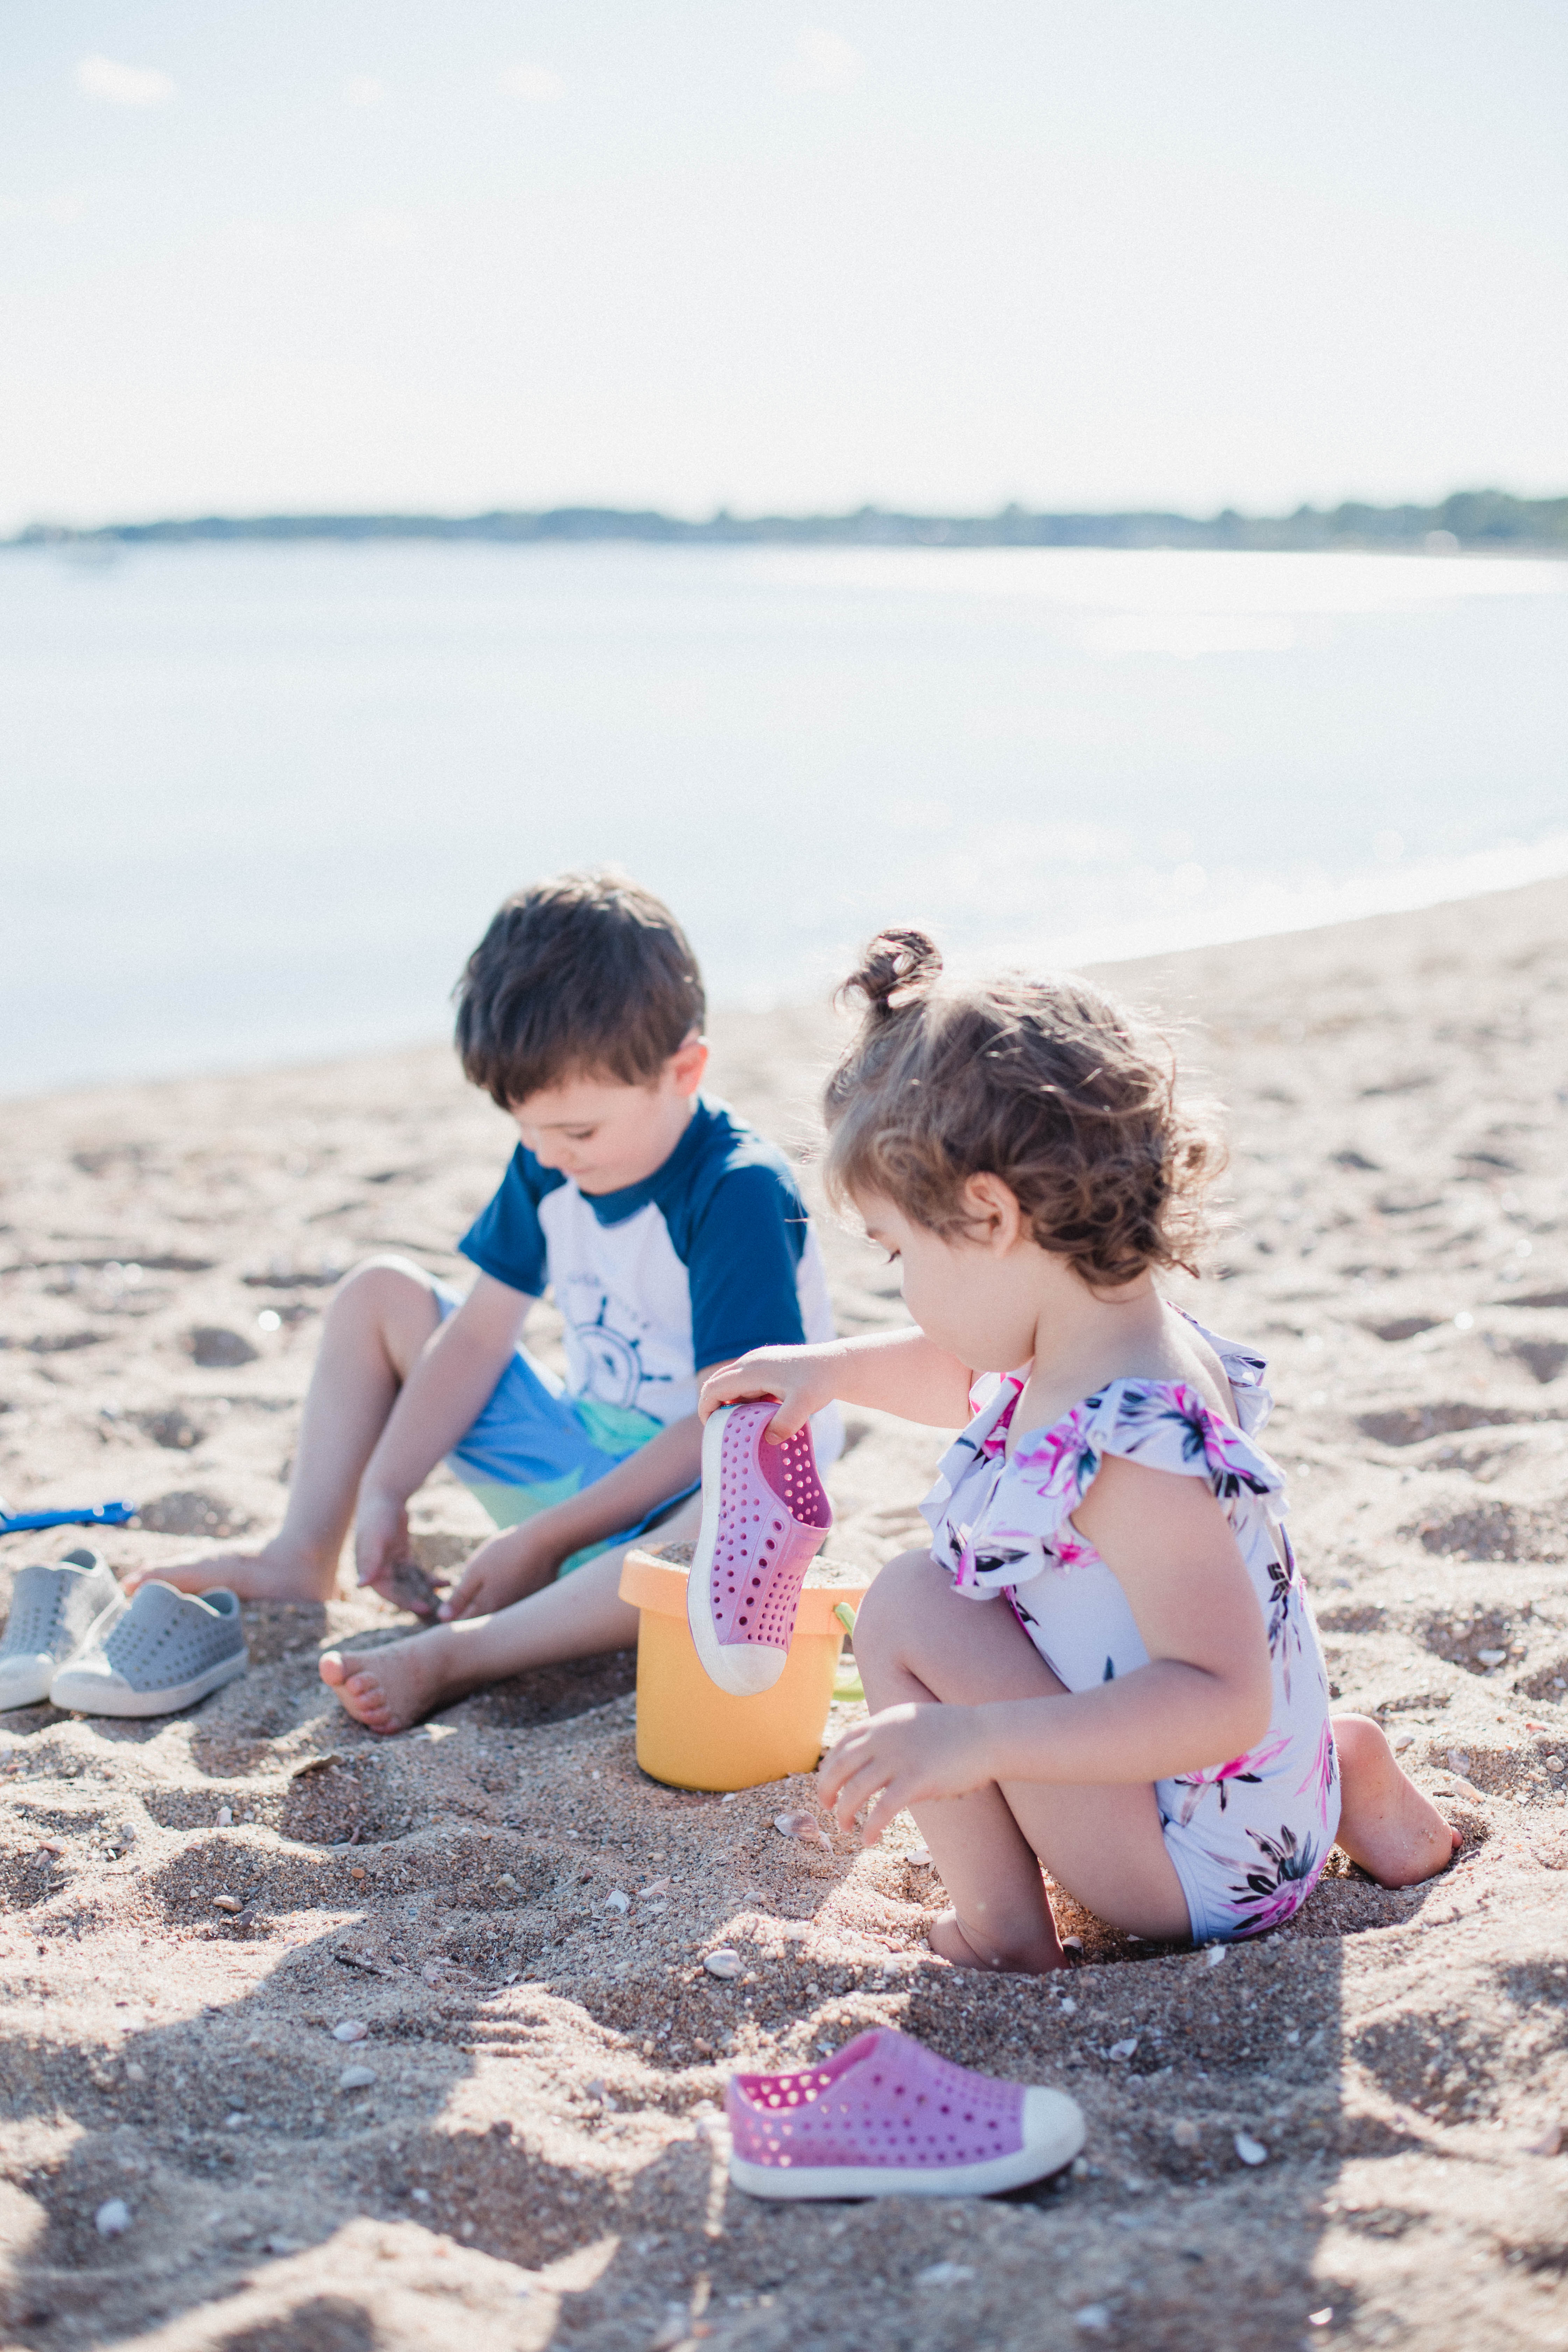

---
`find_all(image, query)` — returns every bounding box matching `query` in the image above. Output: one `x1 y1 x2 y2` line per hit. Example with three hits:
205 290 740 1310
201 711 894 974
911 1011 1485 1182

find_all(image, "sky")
3 2 1566 531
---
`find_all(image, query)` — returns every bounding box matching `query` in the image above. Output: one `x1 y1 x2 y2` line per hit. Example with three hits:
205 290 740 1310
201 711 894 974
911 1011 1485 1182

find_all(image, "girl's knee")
1331 1712 1390 1779
852 1546 945 1663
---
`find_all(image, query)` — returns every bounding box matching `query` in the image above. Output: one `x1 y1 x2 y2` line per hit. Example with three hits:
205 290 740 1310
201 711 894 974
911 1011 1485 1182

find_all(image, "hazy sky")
4 2 1565 529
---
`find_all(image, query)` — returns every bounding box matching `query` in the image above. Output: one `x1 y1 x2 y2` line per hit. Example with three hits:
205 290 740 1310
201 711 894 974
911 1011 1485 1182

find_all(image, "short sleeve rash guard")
457 1099 838 1430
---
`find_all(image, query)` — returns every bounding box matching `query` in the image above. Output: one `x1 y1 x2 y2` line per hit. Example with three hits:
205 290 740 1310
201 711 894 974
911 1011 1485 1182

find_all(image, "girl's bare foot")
121 1539 340 1604
320 1623 483 1734
926 1904 1067 1974
1332 1713 1461 1887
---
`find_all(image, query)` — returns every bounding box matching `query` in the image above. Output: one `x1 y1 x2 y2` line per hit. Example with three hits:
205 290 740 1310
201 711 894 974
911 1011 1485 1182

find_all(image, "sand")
2 878 1566 2351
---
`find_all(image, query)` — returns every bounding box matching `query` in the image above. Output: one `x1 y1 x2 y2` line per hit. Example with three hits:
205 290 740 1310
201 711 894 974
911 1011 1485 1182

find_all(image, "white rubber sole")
0 1659 59 1711
728 2086 1086 2200
49 1646 247 1719
0 1590 127 1711
686 1406 790 1698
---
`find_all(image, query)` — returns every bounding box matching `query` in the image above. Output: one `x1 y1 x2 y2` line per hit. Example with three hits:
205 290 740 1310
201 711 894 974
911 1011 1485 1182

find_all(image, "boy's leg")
319 1488 702 1733
125 1257 442 1602
853 1549 1192 1972
1330 1713 1459 1886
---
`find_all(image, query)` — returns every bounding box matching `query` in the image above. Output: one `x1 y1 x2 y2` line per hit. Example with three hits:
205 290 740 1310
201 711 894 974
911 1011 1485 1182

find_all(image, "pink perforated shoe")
687 1401 832 1696
726 2026 1084 2200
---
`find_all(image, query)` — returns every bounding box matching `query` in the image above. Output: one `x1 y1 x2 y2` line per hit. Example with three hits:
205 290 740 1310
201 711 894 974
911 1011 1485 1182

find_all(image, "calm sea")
2 540 1565 1098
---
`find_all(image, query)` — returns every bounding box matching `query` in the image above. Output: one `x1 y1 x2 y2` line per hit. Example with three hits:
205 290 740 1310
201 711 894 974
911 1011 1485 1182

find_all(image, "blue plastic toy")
0 1499 138 1536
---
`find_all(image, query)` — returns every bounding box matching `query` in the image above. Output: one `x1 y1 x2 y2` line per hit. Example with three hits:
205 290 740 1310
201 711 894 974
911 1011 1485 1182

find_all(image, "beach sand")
2 878 1566 2351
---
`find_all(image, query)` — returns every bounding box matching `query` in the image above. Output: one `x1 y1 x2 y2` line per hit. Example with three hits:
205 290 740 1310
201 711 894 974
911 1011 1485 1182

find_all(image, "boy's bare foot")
320 1623 483 1734
1332 1713 1461 1887
121 1540 341 1604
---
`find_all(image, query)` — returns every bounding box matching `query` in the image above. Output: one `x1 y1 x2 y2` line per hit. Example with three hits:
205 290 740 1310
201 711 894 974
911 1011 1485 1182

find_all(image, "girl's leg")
1331 1714 1459 1885
125 1257 441 1602
853 1550 1192 1972
320 1489 703 1733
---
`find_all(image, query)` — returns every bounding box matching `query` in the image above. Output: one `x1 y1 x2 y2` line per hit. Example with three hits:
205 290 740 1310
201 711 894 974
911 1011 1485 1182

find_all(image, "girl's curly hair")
822 929 1224 1289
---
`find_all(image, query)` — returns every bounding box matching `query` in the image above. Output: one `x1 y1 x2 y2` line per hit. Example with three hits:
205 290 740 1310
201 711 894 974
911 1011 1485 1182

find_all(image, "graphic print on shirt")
564 1293 671 1412
548 1227 689 1418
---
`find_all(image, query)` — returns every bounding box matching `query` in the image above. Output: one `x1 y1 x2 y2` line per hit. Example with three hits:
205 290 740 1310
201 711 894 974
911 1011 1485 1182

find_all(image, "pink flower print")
972 1372 1025 1456
1011 1411 1101 1503
1173 1733 1291 1827
955 1522 1049 1591
1226 1822 1328 1935
1295 1717 1338 1828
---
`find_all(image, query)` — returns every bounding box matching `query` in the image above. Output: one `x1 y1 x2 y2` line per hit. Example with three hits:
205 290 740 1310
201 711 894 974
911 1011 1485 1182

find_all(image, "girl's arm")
820 1458 1275 1840
699 1327 973 1437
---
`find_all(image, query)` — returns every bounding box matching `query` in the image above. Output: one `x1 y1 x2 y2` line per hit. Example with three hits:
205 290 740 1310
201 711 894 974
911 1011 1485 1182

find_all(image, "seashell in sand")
212 1895 241 1914
1391 1730 1415 1752
1170 2118 1199 2148
95 2199 131 2237
1108 2037 1139 2061
216 1806 233 1825
1234 2132 1269 2166
1447 1749 1471 1776
639 1878 671 1898
774 1811 829 1846
332 2019 368 2042
338 2064 377 2091
908 1846 933 1867
703 1948 742 1980
1526 2121 1562 2156
604 1889 630 1912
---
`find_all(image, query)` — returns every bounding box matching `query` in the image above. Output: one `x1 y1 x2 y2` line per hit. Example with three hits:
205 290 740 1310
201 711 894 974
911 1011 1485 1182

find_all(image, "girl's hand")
699 1342 846 1440
438 1525 561 1621
818 1702 997 1844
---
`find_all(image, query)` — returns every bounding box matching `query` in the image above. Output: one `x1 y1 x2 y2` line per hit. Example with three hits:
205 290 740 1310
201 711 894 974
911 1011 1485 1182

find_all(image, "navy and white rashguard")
456 1099 843 1473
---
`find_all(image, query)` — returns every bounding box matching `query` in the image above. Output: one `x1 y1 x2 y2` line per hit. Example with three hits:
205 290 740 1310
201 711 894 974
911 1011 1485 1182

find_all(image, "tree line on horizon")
10 488 1566 553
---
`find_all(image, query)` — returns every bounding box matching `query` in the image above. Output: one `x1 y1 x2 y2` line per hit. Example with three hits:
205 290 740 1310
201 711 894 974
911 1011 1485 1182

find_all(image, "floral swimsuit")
919 1314 1340 1944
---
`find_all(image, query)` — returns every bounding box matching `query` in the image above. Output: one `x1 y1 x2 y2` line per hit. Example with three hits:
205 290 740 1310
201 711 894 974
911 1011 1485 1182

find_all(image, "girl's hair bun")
840 928 944 1020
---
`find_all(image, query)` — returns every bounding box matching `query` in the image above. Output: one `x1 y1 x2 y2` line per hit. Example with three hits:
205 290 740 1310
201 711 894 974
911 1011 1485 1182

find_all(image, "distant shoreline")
8 487 1567 555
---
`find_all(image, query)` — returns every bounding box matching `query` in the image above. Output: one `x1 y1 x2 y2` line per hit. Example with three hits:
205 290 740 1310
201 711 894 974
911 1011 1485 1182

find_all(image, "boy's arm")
354 1273 531 1595
436 1372 719 1621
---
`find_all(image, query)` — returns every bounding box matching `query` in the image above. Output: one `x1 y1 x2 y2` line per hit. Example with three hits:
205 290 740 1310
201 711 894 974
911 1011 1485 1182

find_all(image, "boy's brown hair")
455 870 705 1107
823 929 1223 1289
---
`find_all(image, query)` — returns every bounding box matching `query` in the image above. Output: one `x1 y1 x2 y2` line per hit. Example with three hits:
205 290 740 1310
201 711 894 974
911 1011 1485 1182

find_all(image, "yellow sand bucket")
619 1545 870 1793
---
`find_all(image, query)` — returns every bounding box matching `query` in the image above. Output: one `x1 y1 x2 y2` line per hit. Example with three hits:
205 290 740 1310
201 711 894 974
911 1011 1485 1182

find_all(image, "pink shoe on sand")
687 1401 832 1696
726 2026 1085 2199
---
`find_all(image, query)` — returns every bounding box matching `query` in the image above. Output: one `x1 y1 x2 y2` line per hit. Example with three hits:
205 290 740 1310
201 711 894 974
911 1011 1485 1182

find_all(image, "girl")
701 932 1455 1971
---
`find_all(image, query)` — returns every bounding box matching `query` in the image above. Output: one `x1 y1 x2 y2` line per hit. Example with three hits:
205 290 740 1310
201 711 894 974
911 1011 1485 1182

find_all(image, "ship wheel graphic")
573 1308 644 1408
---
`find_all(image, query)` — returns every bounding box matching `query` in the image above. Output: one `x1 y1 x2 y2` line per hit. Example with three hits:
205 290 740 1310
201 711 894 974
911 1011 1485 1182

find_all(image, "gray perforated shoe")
0 1548 125 1710
50 1580 247 1717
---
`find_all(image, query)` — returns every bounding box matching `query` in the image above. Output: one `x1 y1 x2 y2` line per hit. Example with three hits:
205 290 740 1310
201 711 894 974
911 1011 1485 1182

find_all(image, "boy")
135 872 841 1732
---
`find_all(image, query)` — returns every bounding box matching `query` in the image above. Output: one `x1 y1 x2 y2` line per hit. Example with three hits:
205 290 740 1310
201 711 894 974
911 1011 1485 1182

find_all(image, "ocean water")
2 539 1565 1098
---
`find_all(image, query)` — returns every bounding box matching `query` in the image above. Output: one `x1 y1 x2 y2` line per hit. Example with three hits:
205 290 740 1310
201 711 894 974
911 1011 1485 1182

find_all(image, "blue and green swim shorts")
435 1289 696 1573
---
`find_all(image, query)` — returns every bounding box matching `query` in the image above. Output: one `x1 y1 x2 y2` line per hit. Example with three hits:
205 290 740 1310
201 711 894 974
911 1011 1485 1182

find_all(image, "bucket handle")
832 1602 857 1638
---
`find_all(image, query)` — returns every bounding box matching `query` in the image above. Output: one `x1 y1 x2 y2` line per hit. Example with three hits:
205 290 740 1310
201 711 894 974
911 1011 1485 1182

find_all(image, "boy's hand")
354 1489 417 1605
817 1702 995 1844
437 1524 560 1622
699 1343 845 1440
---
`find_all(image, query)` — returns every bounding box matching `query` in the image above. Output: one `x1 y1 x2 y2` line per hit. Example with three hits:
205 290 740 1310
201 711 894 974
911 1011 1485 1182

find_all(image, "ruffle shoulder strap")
952 1379 1285 1595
